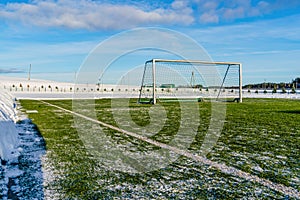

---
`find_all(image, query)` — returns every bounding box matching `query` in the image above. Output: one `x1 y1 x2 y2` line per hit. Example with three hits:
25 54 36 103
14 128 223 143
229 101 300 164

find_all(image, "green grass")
20 98 300 199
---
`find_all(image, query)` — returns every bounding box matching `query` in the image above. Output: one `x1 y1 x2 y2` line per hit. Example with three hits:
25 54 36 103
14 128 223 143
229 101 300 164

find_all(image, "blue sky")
0 0 300 84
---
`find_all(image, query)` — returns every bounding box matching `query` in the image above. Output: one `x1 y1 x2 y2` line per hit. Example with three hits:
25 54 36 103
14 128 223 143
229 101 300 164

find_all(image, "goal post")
138 59 242 104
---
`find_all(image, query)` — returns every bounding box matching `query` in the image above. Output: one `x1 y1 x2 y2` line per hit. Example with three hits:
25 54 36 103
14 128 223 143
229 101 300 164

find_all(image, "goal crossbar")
146 59 242 66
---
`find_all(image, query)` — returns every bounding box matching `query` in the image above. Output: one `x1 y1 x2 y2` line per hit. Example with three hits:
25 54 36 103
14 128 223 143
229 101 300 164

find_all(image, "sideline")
39 100 299 198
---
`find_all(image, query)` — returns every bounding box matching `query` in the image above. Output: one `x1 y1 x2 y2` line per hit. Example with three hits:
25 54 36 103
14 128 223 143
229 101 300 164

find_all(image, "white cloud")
171 0 187 10
0 0 194 30
222 7 245 20
1 0 299 28
199 12 219 24
194 0 300 24
189 14 300 50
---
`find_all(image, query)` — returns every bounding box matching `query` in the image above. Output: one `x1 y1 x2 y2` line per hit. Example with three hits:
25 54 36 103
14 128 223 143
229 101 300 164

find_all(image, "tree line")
244 77 300 89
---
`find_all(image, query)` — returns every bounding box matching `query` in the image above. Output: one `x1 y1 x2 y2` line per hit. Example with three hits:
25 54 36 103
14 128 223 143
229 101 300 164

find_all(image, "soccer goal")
138 59 242 104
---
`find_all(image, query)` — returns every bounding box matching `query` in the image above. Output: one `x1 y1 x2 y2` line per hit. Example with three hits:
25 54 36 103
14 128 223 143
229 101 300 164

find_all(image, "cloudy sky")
1 0 300 84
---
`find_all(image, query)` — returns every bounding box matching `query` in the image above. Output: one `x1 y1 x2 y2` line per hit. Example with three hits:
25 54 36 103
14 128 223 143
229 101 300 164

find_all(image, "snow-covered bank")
242 89 300 99
0 77 46 198
3 75 299 100
0 89 18 161
0 75 141 100
0 119 46 199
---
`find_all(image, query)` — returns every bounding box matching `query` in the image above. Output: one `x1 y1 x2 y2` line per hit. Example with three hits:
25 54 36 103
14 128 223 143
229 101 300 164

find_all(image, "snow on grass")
18 98 300 199
0 76 299 199
0 118 46 199
0 79 48 199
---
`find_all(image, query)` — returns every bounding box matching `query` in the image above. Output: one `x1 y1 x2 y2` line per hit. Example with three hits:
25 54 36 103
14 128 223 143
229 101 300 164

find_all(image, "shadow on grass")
7 119 46 199
278 110 300 114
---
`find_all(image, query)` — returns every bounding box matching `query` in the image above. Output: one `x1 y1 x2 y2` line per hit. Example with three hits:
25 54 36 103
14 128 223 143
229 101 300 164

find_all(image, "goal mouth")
138 59 242 104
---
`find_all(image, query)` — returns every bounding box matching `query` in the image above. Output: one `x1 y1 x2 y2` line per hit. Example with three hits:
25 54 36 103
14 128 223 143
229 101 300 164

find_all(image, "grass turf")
19 98 300 199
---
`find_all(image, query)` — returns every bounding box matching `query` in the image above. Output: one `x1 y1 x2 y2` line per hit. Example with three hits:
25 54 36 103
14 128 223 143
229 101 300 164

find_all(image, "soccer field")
19 98 299 199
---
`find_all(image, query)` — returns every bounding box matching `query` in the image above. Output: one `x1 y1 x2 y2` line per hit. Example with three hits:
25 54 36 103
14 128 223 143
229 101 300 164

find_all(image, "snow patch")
25 110 38 114
0 89 18 161
1 119 46 199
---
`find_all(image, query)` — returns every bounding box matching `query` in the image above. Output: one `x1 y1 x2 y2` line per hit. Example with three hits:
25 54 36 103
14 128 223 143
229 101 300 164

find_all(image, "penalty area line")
39 100 299 198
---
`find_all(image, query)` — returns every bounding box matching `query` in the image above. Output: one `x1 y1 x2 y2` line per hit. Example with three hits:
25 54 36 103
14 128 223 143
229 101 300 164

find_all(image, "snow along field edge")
0 89 18 161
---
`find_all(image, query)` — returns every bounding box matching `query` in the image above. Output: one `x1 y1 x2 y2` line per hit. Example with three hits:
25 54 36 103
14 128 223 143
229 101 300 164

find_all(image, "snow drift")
0 88 18 161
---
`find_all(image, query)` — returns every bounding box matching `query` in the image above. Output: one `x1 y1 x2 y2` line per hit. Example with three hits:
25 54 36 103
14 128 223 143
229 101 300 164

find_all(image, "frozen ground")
0 76 299 199
0 83 46 199
0 119 46 199
0 77 46 199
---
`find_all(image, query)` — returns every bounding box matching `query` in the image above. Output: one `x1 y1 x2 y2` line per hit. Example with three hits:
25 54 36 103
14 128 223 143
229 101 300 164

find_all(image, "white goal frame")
138 59 242 104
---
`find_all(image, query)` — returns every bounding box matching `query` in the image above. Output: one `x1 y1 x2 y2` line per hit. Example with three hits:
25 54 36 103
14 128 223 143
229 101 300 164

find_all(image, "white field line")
39 100 299 198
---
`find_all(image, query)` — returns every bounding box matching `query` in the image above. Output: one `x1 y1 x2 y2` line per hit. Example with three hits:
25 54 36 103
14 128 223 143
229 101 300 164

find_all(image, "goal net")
138 59 242 104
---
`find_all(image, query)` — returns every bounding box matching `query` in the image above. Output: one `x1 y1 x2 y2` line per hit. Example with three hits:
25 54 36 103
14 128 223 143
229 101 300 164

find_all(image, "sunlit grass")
20 98 300 199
